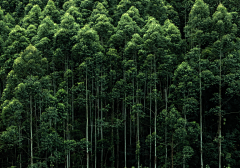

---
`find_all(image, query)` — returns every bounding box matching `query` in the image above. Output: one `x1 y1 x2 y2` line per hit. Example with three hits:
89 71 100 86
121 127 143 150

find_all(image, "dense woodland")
0 0 240 167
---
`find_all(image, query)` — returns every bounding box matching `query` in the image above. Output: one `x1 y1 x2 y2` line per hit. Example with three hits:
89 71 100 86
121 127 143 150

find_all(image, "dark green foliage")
0 0 240 168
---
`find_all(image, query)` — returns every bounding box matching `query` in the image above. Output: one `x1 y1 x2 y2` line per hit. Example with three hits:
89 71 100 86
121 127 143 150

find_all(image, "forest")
0 0 240 167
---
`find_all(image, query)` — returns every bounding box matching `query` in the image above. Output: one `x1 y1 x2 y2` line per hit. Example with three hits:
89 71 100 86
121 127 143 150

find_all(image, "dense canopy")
0 0 240 167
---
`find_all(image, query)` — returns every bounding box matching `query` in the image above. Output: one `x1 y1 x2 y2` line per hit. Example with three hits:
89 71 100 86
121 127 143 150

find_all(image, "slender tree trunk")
123 59 127 168
91 74 94 168
86 64 89 168
150 60 152 168
90 87 92 168
144 71 146 164
171 133 173 168
95 89 97 168
135 52 140 168
130 102 132 158
19 124 21 168
183 93 186 168
30 94 33 166
72 65 74 131
96 61 99 166
35 102 39 150
137 81 140 168
124 35 127 168
199 46 203 168
52 54 56 166
218 49 222 168
117 98 119 168
67 64 70 168
154 54 157 168
124 92 127 168
111 100 115 168
101 71 103 168
165 87 168 168
132 62 135 165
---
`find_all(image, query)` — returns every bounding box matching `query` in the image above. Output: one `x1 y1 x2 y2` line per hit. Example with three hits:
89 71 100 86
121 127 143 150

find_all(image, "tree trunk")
165 87 168 168
19 125 22 168
124 34 127 168
150 59 152 168
111 100 115 168
30 94 33 166
171 133 173 168
137 79 140 168
183 93 186 168
35 102 39 151
101 71 103 168
154 54 157 168
72 65 74 131
91 73 94 168
199 45 203 168
97 66 100 167
218 49 222 168
150 85 152 168
95 90 97 168
124 92 127 168
86 64 89 168
117 98 119 168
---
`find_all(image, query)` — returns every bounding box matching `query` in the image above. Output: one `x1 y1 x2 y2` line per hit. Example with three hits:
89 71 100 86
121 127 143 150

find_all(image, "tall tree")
184 1 212 167
0 25 30 94
1 44 48 167
72 24 104 167
211 4 237 168
142 16 170 168
108 11 140 168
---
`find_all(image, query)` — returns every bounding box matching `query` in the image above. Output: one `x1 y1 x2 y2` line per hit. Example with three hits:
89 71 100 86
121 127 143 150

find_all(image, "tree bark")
171 133 173 168
154 54 157 168
150 59 152 168
86 63 89 168
30 94 33 167
111 100 115 168
137 79 140 168
117 98 119 168
218 49 222 168
101 71 103 168
183 93 186 168
199 45 203 168
165 87 168 168
95 89 97 168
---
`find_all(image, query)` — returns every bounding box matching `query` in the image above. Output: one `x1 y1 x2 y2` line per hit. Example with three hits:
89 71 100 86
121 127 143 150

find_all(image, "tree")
210 4 238 167
1 0 240 167
161 18 183 168
108 11 140 168
89 2 114 47
142 16 169 168
184 1 212 167
125 32 144 167
20 4 42 29
73 24 104 167
0 25 30 95
40 0 61 24
0 44 48 167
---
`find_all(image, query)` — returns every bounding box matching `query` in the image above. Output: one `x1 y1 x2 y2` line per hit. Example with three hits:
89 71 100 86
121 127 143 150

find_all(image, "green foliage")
0 0 240 167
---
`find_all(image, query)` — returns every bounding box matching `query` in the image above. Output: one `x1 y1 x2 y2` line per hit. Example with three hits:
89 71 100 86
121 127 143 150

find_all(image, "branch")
223 111 240 116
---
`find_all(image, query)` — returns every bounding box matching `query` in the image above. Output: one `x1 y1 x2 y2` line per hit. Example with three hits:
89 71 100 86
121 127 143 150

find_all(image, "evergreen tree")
184 1 212 167
210 4 238 167
0 25 30 95
20 4 42 29
40 0 61 24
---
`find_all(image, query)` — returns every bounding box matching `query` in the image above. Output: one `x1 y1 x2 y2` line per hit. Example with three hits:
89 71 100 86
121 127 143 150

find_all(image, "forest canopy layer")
0 0 240 167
